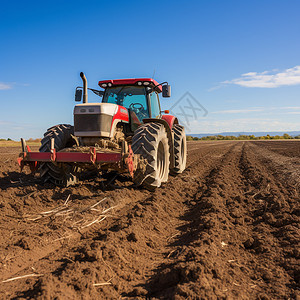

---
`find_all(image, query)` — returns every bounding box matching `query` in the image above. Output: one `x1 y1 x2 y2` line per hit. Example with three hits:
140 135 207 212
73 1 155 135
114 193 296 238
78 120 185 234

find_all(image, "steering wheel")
129 103 144 111
129 103 148 120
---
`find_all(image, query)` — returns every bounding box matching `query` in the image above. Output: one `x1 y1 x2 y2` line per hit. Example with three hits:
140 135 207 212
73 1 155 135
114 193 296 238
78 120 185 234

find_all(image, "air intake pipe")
80 72 88 103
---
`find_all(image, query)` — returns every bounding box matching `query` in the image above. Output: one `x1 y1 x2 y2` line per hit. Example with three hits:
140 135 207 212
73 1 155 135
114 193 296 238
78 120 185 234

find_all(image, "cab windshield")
103 86 149 121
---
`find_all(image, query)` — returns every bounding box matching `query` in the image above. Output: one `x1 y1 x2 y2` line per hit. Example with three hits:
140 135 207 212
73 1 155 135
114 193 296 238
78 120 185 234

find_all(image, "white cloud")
0 121 12 125
0 82 13 90
279 106 300 110
223 65 300 88
188 118 300 133
212 106 300 114
0 120 39 140
212 108 264 114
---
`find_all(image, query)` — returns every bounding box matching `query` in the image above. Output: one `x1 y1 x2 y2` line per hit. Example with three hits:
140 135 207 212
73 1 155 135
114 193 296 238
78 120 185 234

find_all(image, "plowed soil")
0 141 299 299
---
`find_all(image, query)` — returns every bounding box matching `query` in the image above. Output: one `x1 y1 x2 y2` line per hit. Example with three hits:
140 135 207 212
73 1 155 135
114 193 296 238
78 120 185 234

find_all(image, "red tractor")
18 73 187 190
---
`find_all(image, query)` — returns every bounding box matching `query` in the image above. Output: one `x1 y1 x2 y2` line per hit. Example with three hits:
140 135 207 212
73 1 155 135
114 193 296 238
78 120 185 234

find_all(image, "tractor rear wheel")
132 123 169 190
170 124 187 175
39 124 77 186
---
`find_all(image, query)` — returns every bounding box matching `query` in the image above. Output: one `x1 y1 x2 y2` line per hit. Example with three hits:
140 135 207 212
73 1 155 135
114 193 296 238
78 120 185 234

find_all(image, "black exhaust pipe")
80 72 88 103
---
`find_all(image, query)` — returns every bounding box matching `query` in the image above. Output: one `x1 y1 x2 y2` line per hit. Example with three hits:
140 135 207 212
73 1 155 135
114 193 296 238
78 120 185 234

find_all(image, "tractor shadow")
81 171 136 191
0 169 135 192
0 171 38 190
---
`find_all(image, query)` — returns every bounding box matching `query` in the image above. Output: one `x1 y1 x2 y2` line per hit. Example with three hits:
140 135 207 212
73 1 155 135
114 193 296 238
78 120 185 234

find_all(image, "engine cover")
74 103 129 137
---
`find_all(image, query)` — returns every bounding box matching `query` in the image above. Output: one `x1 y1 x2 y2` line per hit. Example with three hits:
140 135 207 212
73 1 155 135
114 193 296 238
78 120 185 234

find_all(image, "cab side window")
150 92 161 118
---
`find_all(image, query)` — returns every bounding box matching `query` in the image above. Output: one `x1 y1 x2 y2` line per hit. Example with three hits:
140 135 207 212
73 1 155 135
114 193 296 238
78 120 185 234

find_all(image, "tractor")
18 72 187 190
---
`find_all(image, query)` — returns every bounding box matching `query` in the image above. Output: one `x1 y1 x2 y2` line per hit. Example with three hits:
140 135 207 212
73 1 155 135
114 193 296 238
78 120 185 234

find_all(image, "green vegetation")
187 133 297 141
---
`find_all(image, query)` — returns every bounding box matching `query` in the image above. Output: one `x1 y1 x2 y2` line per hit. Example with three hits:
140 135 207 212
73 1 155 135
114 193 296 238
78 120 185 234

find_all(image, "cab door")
149 91 161 118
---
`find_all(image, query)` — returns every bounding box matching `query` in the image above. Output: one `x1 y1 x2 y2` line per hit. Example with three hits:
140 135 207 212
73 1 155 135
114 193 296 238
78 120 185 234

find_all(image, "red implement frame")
18 146 122 171
18 141 136 177
20 151 122 163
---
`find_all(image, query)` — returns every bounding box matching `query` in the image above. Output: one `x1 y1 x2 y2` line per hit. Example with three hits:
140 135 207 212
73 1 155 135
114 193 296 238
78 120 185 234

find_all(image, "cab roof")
98 78 162 93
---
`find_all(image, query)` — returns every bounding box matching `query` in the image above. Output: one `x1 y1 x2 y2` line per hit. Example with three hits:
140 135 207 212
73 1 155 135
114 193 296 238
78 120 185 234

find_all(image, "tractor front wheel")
132 123 170 190
39 124 78 186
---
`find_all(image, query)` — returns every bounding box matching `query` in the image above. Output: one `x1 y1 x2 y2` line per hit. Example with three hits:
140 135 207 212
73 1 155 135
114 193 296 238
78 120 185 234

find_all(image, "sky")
0 0 300 139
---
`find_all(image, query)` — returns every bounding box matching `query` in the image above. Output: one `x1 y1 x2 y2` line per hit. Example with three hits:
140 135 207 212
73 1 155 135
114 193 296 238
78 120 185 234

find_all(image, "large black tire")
39 124 77 186
170 124 187 175
132 123 170 190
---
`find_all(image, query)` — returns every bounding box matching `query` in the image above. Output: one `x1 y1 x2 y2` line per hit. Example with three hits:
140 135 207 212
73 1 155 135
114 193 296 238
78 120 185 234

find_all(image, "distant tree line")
26 138 42 142
0 138 41 142
187 133 300 141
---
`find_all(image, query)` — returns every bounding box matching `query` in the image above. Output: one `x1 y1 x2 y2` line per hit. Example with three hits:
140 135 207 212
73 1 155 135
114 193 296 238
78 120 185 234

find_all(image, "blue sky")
0 0 300 139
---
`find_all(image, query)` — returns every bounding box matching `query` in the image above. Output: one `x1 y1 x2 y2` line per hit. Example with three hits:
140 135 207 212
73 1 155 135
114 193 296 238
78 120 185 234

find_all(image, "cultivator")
18 138 138 176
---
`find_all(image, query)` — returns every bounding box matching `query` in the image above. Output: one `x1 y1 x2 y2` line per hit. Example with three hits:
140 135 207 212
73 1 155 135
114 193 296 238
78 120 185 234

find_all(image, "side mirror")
162 84 171 97
75 89 82 102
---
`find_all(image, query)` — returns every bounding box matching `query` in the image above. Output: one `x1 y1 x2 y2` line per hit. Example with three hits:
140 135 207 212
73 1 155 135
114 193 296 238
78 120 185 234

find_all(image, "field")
0 141 299 299
0 141 41 147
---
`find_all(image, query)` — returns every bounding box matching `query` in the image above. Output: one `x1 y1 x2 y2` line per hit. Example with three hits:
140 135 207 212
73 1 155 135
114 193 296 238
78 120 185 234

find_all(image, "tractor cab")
102 85 150 122
99 78 171 123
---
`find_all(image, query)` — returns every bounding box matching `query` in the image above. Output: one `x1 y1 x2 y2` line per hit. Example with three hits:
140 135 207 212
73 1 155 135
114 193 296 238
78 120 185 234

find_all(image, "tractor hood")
74 103 129 137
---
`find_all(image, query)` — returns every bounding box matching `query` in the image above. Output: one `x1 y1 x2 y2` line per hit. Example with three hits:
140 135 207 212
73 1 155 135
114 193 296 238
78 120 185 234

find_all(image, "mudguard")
161 115 178 129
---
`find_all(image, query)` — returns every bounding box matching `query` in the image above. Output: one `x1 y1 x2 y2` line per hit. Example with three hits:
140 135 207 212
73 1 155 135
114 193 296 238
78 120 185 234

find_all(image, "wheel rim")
157 141 165 179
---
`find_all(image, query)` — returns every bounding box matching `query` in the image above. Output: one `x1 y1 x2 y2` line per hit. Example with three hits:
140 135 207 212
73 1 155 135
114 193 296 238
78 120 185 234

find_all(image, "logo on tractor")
169 92 208 132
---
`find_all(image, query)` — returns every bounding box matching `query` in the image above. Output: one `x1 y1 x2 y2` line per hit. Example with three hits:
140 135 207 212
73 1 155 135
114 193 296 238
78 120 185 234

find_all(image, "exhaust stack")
80 72 88 103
